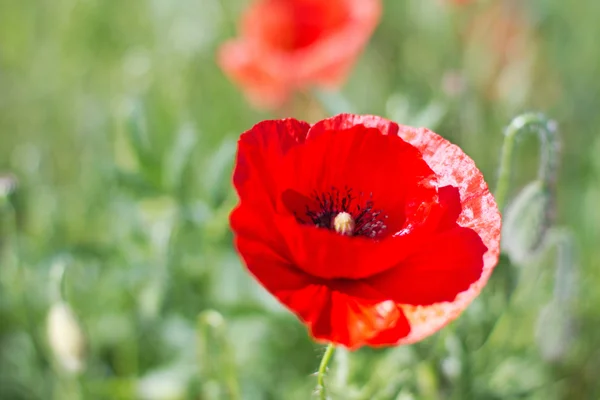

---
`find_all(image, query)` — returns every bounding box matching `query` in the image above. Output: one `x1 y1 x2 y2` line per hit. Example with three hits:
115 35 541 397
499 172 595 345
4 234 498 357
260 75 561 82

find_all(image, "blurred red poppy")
217 0 381 109
230 114 501 349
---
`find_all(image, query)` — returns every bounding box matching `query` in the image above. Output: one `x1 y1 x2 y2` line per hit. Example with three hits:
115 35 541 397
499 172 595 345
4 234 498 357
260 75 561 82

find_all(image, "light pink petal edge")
395 125 502 345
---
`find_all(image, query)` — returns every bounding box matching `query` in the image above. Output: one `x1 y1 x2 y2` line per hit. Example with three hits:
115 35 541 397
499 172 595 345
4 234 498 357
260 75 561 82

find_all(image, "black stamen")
296 186 388 239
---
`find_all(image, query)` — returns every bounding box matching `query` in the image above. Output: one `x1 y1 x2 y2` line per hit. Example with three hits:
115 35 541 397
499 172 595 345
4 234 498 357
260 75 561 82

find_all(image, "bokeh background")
0 0 598 399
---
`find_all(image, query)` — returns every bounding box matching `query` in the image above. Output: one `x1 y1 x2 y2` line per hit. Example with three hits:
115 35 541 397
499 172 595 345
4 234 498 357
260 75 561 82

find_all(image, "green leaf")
125 100 154 169
163 123 198 192
202 138 237 208
386 94 447 130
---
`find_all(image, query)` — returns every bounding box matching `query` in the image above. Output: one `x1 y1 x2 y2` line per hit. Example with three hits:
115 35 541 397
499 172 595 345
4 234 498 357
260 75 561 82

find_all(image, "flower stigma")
285 187 388 239
333 212 355 236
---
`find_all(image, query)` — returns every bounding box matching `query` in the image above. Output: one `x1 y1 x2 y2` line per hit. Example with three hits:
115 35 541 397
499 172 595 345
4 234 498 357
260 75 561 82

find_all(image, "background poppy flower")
230 114 501 349
217 0 381 109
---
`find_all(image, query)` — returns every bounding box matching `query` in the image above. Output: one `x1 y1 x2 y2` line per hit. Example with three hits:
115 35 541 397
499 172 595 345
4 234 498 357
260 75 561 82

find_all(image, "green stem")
2 200 49 369
222 331 241 400
197 311 241 400
494 113 559 211
316 344 336 400
494 126 517 211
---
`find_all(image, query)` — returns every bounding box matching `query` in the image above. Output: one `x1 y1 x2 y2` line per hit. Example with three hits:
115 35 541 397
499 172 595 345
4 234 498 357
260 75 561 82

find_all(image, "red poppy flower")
230 114 501 349
217 0 381 109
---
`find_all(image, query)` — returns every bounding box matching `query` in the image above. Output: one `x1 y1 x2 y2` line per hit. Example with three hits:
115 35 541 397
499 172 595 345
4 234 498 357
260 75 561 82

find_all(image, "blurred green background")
0 0 597 399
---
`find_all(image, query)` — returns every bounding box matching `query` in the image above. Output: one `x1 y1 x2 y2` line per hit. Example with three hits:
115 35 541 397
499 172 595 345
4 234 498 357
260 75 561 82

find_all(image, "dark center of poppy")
288 187 388 239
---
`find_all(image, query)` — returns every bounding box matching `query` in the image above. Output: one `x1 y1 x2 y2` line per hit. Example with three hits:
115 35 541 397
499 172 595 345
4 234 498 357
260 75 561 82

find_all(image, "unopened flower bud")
0 174 17 204
501 180 551 264
535 302 573 363
46 302 86 374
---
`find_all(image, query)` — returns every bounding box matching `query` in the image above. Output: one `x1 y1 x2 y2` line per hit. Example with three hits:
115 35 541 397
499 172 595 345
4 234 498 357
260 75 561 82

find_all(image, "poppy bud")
501 180 551 264
535 302 573 363
46 302 86 374
0 174 17 204
535 229 577 363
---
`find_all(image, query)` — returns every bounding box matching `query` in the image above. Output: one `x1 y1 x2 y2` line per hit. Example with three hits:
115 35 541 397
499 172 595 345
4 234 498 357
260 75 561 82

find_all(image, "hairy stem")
495 113 559 211
316 344 336 400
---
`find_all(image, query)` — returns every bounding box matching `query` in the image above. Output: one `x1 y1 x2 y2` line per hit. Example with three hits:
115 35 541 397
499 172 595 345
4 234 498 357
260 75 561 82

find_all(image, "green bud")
501 180 552 264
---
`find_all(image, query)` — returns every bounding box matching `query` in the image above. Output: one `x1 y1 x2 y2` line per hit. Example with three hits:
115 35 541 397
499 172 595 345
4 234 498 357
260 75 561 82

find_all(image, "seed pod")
46 302 86 374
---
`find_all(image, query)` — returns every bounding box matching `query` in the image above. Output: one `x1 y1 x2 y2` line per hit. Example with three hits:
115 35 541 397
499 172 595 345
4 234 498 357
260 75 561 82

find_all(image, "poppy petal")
287 0 381 87
231 205 313 295
217 40 290 109
234 118 311 209
275 214 426 280
365 226 487 306
393 125 501 344
308 113 400 138
284 123 438 235
278 283 410 349
398 125 500 258
363 306 411 346
218 1 381 109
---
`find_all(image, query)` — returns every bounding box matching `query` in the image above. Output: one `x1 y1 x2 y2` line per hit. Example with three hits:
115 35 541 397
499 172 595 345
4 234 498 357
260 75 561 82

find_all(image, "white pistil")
333 212 355 236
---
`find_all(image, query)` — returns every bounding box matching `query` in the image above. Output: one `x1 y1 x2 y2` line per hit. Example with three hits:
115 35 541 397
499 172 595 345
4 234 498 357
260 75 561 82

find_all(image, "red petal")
219 1 381 108
278 282 410 349
283 123 437 235
411 185 463 236
242 1 381 88
233 118 310 209
233 204 413 349
231 205 313 295
242 0 348 51
287 0 381 87
269 121 444 280
363 306 411 346
275 214 425 280
217 40 291 109
436 185 463 231
397 125 501 292
391 126 501 345
365 227 487 306
308 113 400 138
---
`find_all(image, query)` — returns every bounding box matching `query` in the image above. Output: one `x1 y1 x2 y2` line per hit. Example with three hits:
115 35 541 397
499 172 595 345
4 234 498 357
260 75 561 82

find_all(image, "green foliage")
0 0 595 399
